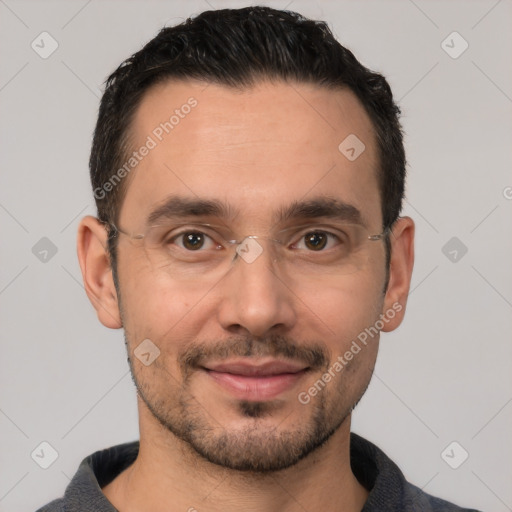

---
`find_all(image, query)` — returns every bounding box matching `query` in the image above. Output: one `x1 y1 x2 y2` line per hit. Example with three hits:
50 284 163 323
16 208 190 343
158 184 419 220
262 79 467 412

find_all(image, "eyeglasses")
105 220 389 281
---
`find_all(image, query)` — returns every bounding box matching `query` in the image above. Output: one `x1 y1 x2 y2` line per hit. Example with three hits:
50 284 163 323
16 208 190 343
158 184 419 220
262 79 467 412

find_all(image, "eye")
294 231 340 251
172 231 219 251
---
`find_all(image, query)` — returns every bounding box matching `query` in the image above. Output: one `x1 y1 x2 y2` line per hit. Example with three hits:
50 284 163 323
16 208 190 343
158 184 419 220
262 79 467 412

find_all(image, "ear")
381 216 415 332
77 215 122 329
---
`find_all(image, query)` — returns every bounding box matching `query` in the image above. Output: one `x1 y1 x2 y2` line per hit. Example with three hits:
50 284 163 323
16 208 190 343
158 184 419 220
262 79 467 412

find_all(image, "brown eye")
304 232 328 251
182 232 205 250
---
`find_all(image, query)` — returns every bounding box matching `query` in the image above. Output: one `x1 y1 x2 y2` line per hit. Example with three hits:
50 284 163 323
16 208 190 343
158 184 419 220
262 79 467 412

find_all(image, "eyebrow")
146 195 365 227
147 196 233 226
276 197 364 226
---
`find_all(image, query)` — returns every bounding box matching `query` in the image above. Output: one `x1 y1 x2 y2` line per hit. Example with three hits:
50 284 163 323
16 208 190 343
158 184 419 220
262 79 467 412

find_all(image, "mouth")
201 358 310 401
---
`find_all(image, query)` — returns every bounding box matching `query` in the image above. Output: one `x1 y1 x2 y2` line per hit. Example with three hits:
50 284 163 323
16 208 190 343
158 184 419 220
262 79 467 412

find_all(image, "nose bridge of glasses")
227 235 283 265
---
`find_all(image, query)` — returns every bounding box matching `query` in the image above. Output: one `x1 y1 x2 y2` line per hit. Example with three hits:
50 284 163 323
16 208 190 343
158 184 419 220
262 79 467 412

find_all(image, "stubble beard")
126 333 373 474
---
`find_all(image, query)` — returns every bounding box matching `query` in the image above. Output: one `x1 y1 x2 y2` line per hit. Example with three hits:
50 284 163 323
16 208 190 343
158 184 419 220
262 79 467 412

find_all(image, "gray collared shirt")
36 433 480 512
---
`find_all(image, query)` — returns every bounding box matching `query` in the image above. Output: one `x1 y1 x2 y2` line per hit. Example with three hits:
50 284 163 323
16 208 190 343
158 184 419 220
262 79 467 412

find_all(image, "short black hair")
90 6 406 283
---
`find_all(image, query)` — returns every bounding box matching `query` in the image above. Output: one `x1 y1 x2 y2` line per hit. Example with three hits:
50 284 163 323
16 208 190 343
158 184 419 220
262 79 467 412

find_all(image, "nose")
216 238 297 338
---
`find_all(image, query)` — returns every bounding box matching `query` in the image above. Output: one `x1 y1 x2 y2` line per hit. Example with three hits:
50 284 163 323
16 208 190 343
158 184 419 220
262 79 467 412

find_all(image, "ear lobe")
77 215 122 329
381 216 415 332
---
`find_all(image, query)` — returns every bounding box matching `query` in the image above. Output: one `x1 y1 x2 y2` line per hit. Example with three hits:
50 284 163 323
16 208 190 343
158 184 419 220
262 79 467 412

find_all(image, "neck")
103 406 368 512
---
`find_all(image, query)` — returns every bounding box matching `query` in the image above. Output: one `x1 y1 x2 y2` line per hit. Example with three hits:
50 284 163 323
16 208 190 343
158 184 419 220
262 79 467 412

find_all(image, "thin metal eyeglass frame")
103 221 390 246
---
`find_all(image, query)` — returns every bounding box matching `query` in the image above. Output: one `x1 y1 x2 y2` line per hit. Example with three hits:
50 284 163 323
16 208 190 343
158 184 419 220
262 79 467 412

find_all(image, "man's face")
115 80 388 471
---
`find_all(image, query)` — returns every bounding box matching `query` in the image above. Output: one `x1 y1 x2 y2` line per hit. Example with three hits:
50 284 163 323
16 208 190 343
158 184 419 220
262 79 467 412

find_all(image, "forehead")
120 79 381 229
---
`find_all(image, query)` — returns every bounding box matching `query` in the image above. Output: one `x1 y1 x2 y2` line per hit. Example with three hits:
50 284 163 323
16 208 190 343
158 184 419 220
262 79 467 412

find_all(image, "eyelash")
171 231 221 250
168 228 344 251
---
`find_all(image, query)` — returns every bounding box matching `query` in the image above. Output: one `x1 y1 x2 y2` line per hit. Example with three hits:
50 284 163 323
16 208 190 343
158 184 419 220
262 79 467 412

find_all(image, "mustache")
179 334 330 374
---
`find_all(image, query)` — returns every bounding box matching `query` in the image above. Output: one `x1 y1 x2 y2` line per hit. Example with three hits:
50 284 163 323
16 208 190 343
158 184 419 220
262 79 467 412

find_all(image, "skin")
77 79 414 512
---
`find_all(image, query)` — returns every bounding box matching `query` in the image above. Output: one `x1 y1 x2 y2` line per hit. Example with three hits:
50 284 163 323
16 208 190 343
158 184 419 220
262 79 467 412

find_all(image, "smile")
202 359 309 401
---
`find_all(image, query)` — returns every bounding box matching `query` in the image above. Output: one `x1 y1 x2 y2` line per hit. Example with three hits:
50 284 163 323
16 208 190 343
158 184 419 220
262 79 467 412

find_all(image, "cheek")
311 278 383 399
296 271 385 344
119 266 209 346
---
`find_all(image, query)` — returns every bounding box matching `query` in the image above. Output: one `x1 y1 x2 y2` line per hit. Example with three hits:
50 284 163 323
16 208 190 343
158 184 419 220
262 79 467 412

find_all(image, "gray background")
1 0 511 511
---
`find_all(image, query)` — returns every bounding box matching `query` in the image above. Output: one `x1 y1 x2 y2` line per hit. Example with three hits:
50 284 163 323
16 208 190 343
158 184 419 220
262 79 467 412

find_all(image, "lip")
202 358 309 401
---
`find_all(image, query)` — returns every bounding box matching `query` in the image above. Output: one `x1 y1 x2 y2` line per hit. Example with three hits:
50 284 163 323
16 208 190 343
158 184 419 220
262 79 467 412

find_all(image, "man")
37 6 480 512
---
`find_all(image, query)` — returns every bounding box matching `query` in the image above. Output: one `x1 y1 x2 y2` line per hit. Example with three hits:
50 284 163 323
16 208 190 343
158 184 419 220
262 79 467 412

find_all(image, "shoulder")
401 481 481 512
34 498 65 512
33 441 139 512
350 433 481 512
